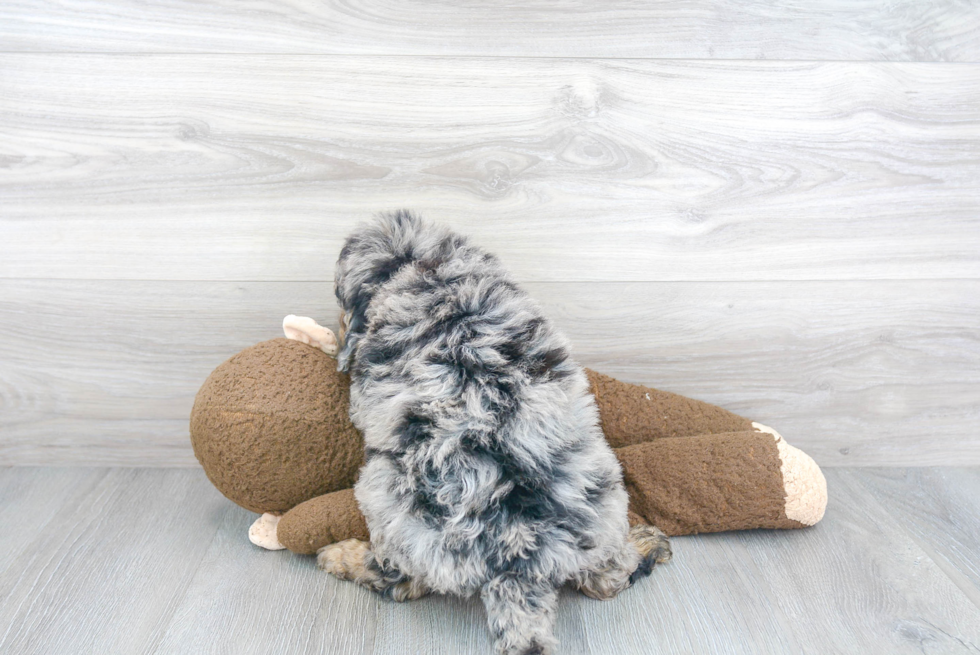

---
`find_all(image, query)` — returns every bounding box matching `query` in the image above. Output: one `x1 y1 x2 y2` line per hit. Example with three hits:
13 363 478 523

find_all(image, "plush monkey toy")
190 317 826 555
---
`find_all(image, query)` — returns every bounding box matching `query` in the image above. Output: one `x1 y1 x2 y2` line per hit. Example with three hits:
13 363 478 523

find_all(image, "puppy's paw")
630 523 672 565
386 578 430 603
498 638 554 655
318 539 430 601
627 524 672 587
316 539 370 580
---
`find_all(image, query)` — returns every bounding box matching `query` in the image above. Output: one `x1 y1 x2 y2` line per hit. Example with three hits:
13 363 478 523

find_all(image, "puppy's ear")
334 303 359 372
337 310 351 342
334 282 374 372
336 333 360 373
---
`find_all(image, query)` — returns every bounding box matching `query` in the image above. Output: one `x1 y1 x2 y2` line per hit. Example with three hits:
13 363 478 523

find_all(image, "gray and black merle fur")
319 211 669 655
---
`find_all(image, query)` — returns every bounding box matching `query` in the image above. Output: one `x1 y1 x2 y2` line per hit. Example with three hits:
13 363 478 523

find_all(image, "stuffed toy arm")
248 488 369 552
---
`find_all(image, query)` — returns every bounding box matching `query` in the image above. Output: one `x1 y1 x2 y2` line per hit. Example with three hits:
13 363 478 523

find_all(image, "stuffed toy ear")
282 315 339 355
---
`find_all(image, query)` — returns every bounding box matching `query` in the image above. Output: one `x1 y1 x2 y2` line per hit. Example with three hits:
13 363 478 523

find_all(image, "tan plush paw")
248 512 286 550
752 422 828 526
283 315 339 355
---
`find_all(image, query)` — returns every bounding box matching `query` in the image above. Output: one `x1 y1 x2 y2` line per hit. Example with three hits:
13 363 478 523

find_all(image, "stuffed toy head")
190 336 362 515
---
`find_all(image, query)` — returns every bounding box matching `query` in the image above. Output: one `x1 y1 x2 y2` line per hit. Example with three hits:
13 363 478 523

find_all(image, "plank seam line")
0 52 978 64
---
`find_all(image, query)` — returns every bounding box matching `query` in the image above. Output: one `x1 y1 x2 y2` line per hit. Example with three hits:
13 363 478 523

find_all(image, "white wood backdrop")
1 2 978 466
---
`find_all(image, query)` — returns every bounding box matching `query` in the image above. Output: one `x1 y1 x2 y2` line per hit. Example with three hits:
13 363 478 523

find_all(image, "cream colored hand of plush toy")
282 315 338 355
249 512 285 550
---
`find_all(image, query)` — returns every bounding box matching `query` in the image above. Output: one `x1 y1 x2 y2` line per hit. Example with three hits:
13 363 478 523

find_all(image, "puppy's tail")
480 574 558 655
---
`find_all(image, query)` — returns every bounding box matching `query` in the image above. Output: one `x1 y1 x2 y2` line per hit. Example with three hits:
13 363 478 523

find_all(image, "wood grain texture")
1 279 977 467
1 1 978 61
560 534 806 654
0 468 232 654
3 468 980 654
725 468 980 653
851 468 980 610
2 56 978 282
155 502 384 655
0 467 105 575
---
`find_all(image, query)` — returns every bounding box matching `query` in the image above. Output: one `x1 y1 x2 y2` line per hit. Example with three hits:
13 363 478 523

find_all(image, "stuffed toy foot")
189 318 828 555
248 512 285 550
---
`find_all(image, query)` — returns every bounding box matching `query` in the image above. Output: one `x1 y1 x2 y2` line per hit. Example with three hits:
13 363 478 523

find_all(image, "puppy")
319 211 670 655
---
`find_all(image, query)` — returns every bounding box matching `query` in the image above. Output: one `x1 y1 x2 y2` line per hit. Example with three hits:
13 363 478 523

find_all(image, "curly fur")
324 211 667 654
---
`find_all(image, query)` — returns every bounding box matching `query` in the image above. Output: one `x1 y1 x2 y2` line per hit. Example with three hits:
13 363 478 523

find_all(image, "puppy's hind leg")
317 539 429 602
481 574 558 655
576 524 672 600
627 523 672 582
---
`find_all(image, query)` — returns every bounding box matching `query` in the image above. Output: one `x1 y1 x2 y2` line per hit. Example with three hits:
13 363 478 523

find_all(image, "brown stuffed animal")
190 318 827 555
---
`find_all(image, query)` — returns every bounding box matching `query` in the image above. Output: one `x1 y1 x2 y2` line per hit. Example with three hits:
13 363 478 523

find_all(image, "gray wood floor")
1 466 979 655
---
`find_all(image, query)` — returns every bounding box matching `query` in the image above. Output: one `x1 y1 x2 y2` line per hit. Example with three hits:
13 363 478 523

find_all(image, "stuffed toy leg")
588 369 825 536
190 318 826 555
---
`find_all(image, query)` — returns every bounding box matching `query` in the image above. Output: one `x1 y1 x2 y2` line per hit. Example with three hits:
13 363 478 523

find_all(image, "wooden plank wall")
1 2 978 466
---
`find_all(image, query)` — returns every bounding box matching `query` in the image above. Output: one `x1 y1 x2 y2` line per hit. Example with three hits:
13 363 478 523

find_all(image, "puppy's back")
334 212 633 654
